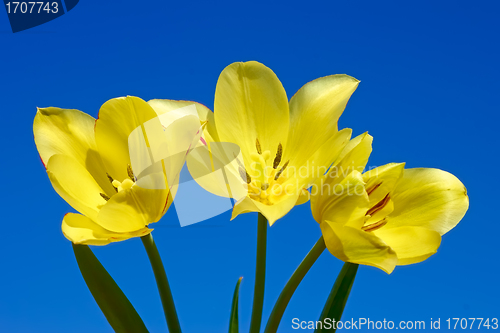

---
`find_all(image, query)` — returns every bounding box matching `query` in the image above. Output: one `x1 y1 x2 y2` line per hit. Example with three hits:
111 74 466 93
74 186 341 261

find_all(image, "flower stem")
249 213 268 333
315 262 358 333
141 233 182 333
264 236 326 333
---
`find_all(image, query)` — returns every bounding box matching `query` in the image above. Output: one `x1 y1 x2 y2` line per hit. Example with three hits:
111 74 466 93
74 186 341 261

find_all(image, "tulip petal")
333 132 373 177
95 96 159 183
160 115 205 191
363 163 405 205
284 74 359 168
384 168 469 235
214 61 289 165
231 193 299 226
97 178 169 233
374 226 441 265
62 213 152 245
34 107 115 196
286 128 352 189
186 142 248 199
311 171 369 228
47 154 106 221
296 188 311 205
321 220 397 274
148 99 220 142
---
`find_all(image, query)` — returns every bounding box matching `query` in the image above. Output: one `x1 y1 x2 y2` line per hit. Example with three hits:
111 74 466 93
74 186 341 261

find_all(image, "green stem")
264 236 326 333
141 234 182 333
315 262 358 333
249 213 268 333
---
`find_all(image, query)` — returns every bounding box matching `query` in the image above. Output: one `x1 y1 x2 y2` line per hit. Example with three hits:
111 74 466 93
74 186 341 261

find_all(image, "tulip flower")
310 133 469 273
186 61 359 225
34 96 203 245
183 61 360 333
265 133 469 332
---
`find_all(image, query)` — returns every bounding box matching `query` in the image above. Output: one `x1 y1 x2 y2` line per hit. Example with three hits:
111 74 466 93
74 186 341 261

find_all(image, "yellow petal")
214 61 289 164
97 179 169 233
127 102 204 196
333 132 373 177
320 220 397 274
160 114 205 191
363 163 405 205
62 213 152 246
384 168 469 235
309 132 370 215
186 142 248 199
311 171 369 229
33 107 115 195
95 96 159 183
296 188 310 205
231 193 299 226
285 128 352 189
47 154 106 221
374 226 441 265
284 74 359 168
148 99 220 143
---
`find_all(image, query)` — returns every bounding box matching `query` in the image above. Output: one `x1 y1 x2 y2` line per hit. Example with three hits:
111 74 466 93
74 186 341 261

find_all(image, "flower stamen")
256 138 262 154
274 160 289 181
366 182 382 195
107 173 118 192
362 218 387 232
366 193 391 216
273 143 282 169
239 166 252 184
127 164 135 181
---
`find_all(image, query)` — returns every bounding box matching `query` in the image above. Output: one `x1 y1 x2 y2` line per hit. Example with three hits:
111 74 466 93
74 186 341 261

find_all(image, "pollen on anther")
366 182 382 195
362 219 387 232
366 194 391 216
100 193 110 201
274 160 289 180
107 173 118 192
239 166 251 184
273 143 282 169
256 138 262 155
127 164 135 181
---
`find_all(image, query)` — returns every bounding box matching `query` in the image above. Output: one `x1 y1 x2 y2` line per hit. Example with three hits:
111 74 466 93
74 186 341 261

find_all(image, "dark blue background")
4 0 78 32
1 1 499 332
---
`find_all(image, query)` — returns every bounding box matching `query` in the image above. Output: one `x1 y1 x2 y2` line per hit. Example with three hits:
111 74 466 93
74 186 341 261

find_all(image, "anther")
274 160 289 180
366 182 382 195
127 164 135 181
239 166 251 184
362 218 387 232
256 138 262 154
261 183 270 191
107 173 118 192
366 194 391 216
233 153 245 169
273 143 282 169
100 193 110 201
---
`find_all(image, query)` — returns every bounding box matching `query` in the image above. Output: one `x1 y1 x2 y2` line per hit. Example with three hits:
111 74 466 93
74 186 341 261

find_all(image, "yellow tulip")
310 133 469 273
34 96 203 245
185 61 359 225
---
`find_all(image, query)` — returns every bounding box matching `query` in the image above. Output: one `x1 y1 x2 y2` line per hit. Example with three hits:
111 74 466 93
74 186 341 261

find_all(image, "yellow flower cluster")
34 61 468 273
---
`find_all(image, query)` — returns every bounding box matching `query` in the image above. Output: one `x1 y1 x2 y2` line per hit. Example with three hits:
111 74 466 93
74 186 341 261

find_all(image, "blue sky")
1 0 499 332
